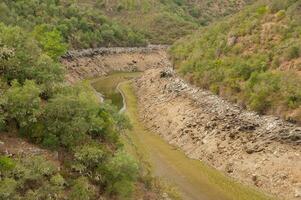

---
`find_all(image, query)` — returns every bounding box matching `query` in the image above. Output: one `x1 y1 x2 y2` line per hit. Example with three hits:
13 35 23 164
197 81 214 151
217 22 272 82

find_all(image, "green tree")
33 25 68 60
43 84 100 148
73 144 106 173
100 151 139 198
1 80 41 128
69 177 96 200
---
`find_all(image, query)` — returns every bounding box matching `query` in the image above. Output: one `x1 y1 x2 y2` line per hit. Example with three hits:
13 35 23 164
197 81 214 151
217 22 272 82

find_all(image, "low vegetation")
171 0 301 122
0 0 253 48
77 0 252 44
0 0 147 49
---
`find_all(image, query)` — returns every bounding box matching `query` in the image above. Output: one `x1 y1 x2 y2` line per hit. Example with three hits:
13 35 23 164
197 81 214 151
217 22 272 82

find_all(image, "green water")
91 72 141 110
91 72 275 200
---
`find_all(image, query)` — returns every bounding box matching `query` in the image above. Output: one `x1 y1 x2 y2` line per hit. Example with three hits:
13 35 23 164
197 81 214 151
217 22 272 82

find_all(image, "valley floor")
134 68 301 200
63 47 301 200
119 81 273 200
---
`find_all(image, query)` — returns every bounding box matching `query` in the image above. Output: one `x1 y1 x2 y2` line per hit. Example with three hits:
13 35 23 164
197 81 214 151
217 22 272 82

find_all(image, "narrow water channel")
92 73 274 200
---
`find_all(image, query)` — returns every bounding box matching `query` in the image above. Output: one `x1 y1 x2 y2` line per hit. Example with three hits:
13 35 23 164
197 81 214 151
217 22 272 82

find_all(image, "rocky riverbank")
62 45 170 83
134 68 301 200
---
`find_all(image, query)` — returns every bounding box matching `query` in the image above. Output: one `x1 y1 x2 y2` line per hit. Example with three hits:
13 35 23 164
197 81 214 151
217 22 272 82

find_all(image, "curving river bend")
91 72 275 200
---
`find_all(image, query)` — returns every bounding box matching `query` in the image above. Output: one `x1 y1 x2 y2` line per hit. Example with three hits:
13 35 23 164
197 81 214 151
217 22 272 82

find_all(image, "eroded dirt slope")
134 68 301 200
62 45 170 83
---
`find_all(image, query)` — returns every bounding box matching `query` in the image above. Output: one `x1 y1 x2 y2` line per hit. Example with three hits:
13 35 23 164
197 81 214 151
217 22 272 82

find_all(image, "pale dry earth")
134 68 301 200
62 45 169 83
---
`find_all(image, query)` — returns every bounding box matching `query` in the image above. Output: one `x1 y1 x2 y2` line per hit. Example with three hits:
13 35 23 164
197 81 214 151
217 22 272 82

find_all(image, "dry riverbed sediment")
134 68 301 200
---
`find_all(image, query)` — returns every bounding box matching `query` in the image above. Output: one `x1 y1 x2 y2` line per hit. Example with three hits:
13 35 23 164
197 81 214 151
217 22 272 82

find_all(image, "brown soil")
0 133 60 167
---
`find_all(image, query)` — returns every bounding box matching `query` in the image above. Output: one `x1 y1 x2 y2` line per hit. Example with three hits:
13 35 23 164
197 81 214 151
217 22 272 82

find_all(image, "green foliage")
171 0 301 121
0 1 158 200
73 144 105 173
87 0 252 44
1 1 147 48
0 156 64 199
43 84 112 148
33 25 68 60
0 23 65 91
0 156 15 172
286 45 300 60
100 151 139 198
1 80 41 128
0 178 17 199
50 174 66 188
268 0 298 13
69 177 96 200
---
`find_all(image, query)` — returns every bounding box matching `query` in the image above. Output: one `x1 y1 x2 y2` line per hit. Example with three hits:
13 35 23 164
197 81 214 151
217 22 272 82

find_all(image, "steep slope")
171 0 301 123
77 0 253 44
0 0 147 49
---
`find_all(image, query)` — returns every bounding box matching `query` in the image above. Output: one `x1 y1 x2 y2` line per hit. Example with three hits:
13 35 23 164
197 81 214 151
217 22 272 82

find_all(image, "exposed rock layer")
134 68 301 200
62 45 170 83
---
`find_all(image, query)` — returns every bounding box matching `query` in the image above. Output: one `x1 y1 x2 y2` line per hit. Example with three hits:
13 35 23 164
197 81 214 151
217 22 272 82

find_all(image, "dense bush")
88 0 252 44
0 156 64 200
0 23 65 90
69 177 96 200
171 0 301 121
1 80 41 128
0 0 147 48
100 151 139 198
0 20 139 200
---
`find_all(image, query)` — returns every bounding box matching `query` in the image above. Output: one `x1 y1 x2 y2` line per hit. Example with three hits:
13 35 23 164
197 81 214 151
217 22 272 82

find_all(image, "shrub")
0 178 17 199
42 133 60 149
100 151 139 198
69 177 96 200
0 156 15 172
0 23 64 89
1 80 41 128
50 174 66 188
73 144 106 172
33 25 68 60
286 46 300 60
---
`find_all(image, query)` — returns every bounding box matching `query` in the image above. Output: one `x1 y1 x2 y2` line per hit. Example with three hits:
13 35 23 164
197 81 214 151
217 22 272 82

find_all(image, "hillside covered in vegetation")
0 1 170 199
0 0 253 49
0 0 147 49
0 20 151 199
171 0 301 123
77 0 253 44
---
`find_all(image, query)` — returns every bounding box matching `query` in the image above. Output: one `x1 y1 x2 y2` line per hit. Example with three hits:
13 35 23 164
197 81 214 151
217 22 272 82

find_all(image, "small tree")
101 151 139 199
33 25 68 60
69 177 95 200
1 80 41 128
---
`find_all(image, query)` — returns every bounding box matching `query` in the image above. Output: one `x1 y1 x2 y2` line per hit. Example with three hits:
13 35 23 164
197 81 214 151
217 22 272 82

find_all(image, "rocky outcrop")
62 45 171 83
134 68 301 200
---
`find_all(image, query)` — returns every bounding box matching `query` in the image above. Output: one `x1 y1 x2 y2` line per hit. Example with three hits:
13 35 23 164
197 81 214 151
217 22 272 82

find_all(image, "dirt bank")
62 45 170 83
134 68 301 200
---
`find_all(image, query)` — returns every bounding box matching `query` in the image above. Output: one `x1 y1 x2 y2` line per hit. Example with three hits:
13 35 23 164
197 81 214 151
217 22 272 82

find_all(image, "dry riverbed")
134 68 301 200
64 47 301 200
92 73 274 200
